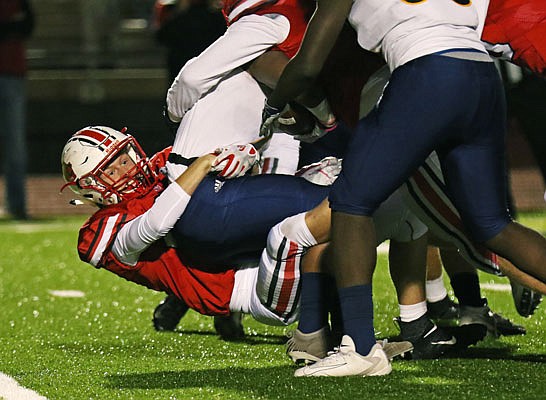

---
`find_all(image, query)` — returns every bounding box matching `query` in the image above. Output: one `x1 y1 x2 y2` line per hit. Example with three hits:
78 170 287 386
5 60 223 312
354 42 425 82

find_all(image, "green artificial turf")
0 214 544 399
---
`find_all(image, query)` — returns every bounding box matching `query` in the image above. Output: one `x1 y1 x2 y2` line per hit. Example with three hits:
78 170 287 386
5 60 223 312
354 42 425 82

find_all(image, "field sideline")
0 213 545 400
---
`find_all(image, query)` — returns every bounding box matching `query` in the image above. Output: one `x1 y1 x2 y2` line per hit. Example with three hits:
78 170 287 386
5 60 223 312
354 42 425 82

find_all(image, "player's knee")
466 214 512 243
329 181 377 217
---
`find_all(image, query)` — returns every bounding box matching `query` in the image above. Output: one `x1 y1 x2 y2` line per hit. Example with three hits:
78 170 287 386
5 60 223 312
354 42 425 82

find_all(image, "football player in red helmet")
62 125 262 339
62 126 444 362
61 126 163 206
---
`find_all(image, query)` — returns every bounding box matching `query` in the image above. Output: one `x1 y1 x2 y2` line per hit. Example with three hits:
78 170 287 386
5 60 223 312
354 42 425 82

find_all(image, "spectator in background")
0 0 34 220
152 0 226 84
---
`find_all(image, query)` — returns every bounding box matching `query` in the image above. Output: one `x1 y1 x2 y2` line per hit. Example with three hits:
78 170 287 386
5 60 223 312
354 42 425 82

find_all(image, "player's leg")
486 223 546 287
437 60 546 293
173 174 329 266
0 77 27 219
285 244 336 364
438 246 526 337
389 234 458 359
403 154 542 320
425 246 459 320
297 55 506 377
324 55 461 360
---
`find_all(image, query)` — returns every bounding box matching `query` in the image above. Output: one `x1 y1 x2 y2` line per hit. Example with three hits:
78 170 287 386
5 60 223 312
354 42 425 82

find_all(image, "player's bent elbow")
177 62 210 92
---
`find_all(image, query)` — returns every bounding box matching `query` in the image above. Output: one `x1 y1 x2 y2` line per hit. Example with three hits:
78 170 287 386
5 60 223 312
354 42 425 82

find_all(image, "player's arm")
247 50 289 90
166 14 290 122
249 50 331 112
249 50 336 134
112 153 216 265
265 0 352 111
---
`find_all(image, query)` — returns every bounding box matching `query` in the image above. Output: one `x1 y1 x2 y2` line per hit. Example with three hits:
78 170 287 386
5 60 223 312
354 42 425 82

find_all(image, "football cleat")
440 323 487 350
459 300 526 337
377 339 414 361
213 312 245 341
153 294 189 331
427 296 460 322
294 336 392 377
395 315 457 359
510 280 542 317
286 327 332 365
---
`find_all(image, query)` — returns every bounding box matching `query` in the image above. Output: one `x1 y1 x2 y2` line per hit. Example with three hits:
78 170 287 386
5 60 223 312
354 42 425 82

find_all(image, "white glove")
295 156 342 186
211 144 260 179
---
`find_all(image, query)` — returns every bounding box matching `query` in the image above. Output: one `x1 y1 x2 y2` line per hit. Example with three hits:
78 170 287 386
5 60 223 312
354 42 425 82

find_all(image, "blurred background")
0 0 544 217
0 0 225 216
26 0 171 172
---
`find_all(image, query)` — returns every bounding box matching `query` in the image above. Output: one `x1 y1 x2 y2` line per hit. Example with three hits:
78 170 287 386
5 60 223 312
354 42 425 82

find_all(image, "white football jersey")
348 0 488 70
167 68 299 180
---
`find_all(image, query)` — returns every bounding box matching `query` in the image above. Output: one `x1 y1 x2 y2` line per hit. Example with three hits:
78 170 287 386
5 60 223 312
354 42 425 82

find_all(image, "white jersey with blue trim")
348 0 488 71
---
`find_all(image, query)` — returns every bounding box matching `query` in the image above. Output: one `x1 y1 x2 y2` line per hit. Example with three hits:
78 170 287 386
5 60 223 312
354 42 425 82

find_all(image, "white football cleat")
286 327 331 365
378 339 414 360
294 335 392 377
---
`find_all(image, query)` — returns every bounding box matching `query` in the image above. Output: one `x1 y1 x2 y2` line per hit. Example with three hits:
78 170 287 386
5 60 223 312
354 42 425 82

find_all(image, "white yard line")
48 290 85 298
377 242 389 254
480 282 511 292
0 373 47 400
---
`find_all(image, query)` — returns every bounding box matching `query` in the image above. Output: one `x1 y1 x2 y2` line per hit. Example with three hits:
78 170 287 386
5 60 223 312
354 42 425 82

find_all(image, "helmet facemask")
61 126 160 206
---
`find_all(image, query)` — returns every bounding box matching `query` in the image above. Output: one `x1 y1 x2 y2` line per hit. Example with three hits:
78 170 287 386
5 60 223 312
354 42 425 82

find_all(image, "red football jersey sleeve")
482 0 546 77
226 0 314 58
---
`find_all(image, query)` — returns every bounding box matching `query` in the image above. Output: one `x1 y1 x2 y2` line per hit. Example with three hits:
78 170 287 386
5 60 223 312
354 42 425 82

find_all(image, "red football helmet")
61 126 161 205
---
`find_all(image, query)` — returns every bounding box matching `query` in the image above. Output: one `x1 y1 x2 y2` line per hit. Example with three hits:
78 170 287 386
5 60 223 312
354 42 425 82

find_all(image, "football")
277 102 316 137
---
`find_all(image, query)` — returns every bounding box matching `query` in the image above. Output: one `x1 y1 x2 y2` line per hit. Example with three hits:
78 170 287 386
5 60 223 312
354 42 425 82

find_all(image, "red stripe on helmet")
76 128 114 147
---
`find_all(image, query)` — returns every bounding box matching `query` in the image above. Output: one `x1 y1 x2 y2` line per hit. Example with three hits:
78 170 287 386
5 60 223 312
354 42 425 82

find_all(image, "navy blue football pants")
330 54 512 242
173 174 328 267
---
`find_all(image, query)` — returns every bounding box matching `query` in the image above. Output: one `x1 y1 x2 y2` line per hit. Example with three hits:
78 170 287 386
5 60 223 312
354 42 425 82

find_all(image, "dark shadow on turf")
104 363 546 398
158 329 287 344
442 346 546 363
105 366 295 391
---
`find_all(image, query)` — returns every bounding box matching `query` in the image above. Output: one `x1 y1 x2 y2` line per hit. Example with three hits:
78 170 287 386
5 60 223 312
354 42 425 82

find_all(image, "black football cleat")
395 315 457 359
213 312 245 341
427 296 460 322
153 294 189 331
459 299 526 337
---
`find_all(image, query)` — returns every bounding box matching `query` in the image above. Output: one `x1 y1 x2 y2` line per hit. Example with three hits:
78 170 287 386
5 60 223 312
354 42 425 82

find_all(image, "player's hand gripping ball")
277 102 317 137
